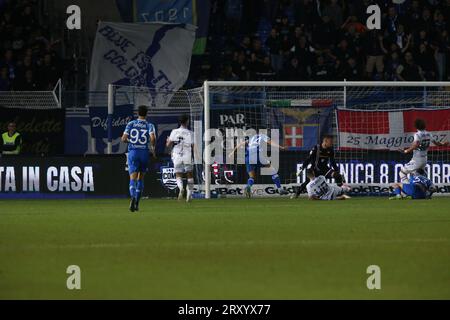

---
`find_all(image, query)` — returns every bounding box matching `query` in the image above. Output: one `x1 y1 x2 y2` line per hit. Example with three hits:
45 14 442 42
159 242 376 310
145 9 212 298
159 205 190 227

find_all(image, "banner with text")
89 22 196 95
88 104 134 139
337 108 450 150
0 107 65 155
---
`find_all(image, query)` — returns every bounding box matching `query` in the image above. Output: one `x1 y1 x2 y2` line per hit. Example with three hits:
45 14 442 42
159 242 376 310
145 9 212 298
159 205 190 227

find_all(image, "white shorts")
403 158 427 174
308 185 344 200
173 157 193 174
323 186 344 200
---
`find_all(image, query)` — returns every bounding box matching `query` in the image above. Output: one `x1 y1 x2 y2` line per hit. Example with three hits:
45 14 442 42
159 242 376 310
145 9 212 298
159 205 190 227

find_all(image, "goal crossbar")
205 81 450 87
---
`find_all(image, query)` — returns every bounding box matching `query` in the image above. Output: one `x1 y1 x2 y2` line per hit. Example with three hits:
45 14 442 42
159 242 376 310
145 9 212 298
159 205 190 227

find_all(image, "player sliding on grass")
306 169 351 201
122 105 156 212
292 134 345 199
229 133 288 198
390 170 436 200
399 118 449 183
166 114 195 202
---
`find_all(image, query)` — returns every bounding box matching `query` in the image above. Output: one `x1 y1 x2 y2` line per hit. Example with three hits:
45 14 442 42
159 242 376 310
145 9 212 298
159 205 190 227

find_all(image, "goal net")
0 80 61 109
107 84 205 196
108 82 450 199
203 82 450 198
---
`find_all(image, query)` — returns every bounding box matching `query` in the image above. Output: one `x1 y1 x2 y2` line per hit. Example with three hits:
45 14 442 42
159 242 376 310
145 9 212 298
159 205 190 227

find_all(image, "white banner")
89 22 196 98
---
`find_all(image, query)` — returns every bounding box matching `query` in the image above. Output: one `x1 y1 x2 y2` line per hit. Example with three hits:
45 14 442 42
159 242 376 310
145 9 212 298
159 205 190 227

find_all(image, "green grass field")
1 197 449 299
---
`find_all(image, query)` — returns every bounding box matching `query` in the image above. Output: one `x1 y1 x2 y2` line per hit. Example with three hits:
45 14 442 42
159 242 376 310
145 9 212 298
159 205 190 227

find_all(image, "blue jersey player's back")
124 118 155 176
124 119 155 151
408 175 433 199
247 134 270 154
122 105 156 212
410 175 433 189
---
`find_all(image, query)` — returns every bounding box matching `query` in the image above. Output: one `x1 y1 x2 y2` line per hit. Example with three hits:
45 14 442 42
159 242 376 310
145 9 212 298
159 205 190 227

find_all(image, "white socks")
187 178 194 192
176 177 184 191
186 178 194 202
176 177 194 202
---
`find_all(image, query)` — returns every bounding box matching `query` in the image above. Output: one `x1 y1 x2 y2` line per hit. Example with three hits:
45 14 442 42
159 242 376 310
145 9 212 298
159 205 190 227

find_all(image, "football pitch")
1 197 449 300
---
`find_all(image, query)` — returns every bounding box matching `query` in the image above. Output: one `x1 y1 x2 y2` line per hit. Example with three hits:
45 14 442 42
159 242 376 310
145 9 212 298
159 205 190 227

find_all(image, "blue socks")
272 174 281 189
129 179 136 198
395 188 401 196
247 178 254 188
247 176 281 189
136 180 144 202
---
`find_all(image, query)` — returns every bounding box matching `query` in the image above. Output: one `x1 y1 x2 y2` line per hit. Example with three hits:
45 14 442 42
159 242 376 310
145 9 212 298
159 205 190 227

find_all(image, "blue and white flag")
89 22 196 96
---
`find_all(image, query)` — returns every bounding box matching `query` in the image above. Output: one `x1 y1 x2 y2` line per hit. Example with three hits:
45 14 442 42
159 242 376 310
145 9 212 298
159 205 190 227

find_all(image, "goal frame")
203 81 450 199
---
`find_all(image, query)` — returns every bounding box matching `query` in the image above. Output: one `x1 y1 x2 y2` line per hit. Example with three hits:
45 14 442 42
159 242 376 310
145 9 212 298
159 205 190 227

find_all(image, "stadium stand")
0 0 64 91
0 0 449 91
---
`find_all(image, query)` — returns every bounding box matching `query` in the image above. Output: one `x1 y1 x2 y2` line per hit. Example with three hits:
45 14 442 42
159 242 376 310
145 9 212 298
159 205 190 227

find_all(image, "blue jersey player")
390 172 435 200
121 105 156 212
229 133 288 198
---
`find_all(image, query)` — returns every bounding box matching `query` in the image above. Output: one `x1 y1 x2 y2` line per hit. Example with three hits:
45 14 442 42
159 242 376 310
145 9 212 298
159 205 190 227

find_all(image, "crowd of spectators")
0 0 62 91
1 0 450 92
204 0 450 83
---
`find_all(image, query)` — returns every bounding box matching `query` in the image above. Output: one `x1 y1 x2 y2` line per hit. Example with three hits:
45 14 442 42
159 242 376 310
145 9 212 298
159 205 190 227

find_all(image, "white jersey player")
166 115 195 202
306 171 351 201
400 119 449 183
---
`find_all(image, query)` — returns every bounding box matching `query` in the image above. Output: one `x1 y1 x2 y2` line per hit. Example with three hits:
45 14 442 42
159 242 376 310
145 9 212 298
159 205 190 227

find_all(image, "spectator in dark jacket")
397 52 424 81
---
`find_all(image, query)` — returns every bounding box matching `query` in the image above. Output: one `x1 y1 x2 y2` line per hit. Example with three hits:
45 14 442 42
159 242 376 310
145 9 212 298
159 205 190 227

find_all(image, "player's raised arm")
403 140 419 154
432 139 449 147
268 139 286 150
402 131 422 154
228 140 246 158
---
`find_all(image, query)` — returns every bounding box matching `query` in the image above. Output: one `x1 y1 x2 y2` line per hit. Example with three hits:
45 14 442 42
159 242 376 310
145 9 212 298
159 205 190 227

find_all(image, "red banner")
337 108 450 150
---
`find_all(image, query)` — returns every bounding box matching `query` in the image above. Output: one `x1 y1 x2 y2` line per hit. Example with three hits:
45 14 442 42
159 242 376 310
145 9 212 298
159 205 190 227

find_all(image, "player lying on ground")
399 118 449 183
390 170 436 200
306 169 351 201
229 133 288 198
292 134 345 199
121 105 156 212
166 114 195 202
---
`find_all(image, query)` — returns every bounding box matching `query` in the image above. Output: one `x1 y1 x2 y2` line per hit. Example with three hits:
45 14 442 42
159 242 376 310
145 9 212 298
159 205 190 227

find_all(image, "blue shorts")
128 150 149 174
402 183 426 199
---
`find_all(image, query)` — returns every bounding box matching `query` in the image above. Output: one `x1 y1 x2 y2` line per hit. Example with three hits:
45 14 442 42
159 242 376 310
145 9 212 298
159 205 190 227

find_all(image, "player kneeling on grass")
166 114 195 202
122 105 156 212
293 134 345 199
390 170 435 200
229 133 288 198
306 169 351 201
